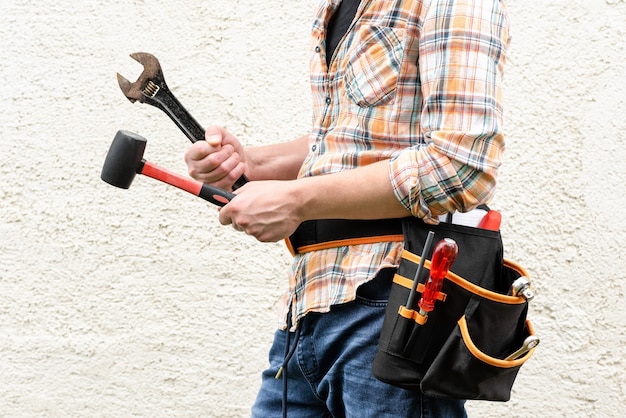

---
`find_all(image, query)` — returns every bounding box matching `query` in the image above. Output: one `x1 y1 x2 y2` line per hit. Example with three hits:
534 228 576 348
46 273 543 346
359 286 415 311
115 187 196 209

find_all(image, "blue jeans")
251 269 467 418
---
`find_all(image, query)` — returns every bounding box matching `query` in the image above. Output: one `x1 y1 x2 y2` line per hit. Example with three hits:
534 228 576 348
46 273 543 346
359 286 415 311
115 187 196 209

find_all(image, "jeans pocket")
355 267 395 307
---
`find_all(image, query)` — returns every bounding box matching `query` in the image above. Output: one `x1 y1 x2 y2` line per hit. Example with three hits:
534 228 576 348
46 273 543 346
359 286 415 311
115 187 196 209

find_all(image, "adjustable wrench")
117 52 248 190
508 277 535 301
504 335 540 361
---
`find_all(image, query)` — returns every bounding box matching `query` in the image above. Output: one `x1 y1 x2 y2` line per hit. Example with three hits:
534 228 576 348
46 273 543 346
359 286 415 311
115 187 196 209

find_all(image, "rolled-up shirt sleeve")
389 0 511 222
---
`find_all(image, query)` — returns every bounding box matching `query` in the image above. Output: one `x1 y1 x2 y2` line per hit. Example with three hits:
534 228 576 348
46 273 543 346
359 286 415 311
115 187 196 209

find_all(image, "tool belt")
286 218 404 256
372 216 537 401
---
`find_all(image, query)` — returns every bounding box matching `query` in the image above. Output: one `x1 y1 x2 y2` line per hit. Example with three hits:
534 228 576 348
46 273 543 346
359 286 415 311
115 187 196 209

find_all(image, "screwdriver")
418 238 459 317
405 231 435 310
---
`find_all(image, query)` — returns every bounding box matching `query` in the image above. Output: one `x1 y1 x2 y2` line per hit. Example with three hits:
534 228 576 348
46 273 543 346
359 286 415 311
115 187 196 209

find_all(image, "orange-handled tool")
418 238 458 316
477 210 502 231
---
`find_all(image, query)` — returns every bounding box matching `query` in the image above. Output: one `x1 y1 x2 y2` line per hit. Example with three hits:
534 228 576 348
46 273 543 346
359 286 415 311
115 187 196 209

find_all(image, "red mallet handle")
140 160 234 207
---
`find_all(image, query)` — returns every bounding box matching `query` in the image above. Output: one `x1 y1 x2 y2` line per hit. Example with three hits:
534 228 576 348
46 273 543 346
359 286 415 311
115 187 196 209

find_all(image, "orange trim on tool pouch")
393 275 447 302
294 234 404 254
503 258 529 279
392 274 413 289
398 305 427 325
458 317 536 368
397 250 527 305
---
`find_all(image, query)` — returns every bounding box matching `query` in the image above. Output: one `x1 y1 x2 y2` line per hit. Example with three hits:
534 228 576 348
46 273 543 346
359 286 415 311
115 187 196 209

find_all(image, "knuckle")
205 151 225 167
188 167 200 179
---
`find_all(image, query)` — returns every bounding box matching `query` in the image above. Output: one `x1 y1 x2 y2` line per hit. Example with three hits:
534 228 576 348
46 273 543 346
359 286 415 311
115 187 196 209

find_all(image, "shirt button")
325 96 331 104
315 46 321 53
312 144 317 152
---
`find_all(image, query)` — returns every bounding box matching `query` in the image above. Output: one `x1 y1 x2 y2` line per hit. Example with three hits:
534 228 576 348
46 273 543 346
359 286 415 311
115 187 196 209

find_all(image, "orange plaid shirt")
280 0 511 329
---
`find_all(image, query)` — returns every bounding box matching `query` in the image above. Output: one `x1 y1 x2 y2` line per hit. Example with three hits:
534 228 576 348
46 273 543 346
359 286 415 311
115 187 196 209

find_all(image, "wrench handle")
232 174 249 190
147 83 249 190
148 83 206 143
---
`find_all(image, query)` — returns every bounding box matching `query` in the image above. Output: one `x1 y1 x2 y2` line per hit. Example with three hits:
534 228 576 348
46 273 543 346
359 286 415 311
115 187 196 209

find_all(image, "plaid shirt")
279 0 511 329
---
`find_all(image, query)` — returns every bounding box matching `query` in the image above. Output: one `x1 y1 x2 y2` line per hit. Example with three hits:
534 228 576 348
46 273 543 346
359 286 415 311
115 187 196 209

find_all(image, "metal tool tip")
116 73 137 103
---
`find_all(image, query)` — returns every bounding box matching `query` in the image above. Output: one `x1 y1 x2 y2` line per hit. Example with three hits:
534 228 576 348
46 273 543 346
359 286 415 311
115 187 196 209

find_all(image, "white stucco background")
1 0 624 417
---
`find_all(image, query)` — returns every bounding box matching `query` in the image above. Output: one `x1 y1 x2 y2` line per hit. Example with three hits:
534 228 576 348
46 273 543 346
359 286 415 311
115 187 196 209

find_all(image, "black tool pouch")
372 216 537 401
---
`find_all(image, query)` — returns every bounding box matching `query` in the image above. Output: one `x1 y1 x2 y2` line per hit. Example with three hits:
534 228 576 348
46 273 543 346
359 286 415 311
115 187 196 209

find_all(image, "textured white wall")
0 0 624 417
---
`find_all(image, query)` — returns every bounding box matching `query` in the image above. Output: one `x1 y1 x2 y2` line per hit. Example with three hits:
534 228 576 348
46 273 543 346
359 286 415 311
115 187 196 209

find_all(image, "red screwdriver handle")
418 238 458 314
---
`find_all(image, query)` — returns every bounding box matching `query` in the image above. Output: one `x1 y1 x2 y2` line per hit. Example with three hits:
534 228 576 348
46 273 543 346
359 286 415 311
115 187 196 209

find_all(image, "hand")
219 181 303 243
184 125 247 190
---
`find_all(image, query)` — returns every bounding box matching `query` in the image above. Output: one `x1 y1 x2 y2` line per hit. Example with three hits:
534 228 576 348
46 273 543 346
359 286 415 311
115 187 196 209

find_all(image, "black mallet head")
100 130 235 207
101 130 147 189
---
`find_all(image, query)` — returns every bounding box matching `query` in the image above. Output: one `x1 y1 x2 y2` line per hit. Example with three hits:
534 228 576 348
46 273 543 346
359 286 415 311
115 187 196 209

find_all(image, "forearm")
246 134 310 181
292 160 411 222
218 156 410 242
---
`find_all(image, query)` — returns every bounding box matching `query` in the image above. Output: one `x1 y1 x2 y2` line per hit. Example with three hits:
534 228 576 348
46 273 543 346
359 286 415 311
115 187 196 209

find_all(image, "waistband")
286 218 405 256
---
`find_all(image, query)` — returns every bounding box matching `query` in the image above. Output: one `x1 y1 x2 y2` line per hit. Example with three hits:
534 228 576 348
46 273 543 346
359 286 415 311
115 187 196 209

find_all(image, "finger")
185 144 231 182
202 144 235 169
197 148 238 180
185 140 213 163
218 207 232 226
229 161 246 185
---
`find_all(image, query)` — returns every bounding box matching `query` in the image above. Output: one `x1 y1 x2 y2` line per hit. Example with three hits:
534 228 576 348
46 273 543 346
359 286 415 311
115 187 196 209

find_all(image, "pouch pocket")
421 316 536 401
380 261 477 369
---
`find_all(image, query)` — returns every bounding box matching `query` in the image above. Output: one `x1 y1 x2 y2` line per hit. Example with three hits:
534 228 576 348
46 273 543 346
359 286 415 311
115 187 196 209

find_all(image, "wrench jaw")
129 52 161 73
116 72 167 105
117 52 165 104
116 73 141 103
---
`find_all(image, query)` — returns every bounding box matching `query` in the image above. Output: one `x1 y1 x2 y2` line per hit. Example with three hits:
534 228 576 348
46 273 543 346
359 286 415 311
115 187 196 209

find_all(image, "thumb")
205 125 223 147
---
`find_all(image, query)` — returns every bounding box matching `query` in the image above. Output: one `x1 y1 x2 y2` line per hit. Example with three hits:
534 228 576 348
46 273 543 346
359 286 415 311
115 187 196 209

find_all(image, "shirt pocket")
344 26 406 108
